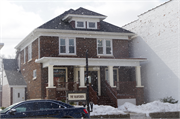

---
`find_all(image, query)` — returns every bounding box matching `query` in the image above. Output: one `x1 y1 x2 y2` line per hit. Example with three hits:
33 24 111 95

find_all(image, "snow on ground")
90 105 126 116
75 100 180 116
118 100 180 117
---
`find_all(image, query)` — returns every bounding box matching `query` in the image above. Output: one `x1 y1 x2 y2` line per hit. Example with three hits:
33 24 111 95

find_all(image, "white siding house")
123 0 180 102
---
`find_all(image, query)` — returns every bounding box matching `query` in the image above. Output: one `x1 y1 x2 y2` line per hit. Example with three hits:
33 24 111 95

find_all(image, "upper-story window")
59 38 76 55
28 43 32 61
24 48 26 63
97 39 113 56
76 21 85 29
87 22 97 29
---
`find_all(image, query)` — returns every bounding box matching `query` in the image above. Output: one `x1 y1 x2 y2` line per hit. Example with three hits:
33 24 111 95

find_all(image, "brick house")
15 7 146 107
0 43 4 107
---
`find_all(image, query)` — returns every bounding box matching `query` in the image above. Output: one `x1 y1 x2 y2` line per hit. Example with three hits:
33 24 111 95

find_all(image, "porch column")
108 66 114 87
79 66 85 87
48 65 55 88
135 66 143 87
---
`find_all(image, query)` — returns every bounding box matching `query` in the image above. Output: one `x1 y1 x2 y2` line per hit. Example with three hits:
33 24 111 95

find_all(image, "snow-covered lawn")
89 100 180 116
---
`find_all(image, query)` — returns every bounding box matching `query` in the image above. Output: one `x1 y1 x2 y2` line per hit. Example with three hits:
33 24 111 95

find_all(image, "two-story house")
14 7 146 107
0 43 4 107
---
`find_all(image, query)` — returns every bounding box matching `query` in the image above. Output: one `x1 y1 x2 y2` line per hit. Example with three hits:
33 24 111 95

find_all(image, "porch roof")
35 57 147 68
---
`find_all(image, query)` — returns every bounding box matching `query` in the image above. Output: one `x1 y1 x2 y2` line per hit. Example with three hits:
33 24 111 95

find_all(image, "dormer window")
76 21 85 28
87 22 97 29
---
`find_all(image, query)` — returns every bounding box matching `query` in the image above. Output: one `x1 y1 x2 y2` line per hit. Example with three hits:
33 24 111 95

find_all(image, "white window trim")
59 37 76 55
24 48 26 64
75 21 86 29
87 21 97 29
97 39 113 56
33 69 37 80
105 68 119 87
28 43 32 62
53 67 68 82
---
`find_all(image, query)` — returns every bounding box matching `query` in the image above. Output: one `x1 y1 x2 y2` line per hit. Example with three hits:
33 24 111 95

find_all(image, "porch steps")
97 96 116 107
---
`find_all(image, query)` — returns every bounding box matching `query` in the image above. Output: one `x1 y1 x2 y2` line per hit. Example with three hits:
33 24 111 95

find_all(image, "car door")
8 102 35 118
34 101 63 118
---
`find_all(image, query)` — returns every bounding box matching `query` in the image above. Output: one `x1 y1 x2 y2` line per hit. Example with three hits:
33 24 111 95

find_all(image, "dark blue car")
0 99 89 118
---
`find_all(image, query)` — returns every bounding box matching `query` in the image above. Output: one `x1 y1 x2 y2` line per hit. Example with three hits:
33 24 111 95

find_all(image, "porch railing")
103 80 117 107
89 85 98 104
115 81 136 98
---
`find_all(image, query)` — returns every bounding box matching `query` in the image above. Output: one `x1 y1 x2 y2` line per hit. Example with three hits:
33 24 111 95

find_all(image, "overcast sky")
0 0 169 58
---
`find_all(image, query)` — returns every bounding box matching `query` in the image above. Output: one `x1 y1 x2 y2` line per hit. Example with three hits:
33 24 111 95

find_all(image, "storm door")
86 71 98 94
54 69 66 90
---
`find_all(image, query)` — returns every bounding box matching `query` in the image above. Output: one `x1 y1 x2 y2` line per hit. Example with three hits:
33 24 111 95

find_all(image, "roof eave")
62 14 107 21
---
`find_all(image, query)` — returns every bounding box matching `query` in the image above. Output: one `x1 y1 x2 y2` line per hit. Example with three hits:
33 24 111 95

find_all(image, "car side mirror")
9 109 16 115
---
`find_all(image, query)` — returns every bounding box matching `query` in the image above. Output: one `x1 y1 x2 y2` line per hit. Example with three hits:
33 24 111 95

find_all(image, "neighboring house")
0 43 4 107
123 0 180 102
2 59 26 107
14 7 146 107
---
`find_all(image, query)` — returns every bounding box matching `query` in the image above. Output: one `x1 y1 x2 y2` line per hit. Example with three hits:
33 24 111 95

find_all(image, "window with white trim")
97 39 113 55
33 69 37 79
59 38 76 55
76 21 85 29
24 48 26 63
28 44 32 61
87 22 97 29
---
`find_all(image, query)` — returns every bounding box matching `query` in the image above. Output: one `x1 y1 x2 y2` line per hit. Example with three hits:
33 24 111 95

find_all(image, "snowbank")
90 105 126 116
118 100 180 116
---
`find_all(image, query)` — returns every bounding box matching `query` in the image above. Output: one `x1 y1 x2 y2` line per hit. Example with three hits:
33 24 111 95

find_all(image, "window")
76 21 85 28
15 103 34 112
18 93 20 98
87 22 97 29
35 102 60 110
59 38 76 55
28 44 32 61
24 48 26 63
105 68 118 86
54 68 67 89
97 39 113 55
33 69 37 80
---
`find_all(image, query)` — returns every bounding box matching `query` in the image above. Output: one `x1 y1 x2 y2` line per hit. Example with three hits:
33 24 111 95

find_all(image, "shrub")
160 96 178 104
1 107 6 110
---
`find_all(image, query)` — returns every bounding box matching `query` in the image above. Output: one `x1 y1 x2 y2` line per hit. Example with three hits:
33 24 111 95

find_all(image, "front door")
86 71 98 94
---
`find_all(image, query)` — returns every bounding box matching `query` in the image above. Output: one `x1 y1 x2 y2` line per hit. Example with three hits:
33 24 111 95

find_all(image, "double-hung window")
24 48 26 63
105 68 118 86
28 44 32 61
87 22 97 29
97 39 113 56
76 21 85 29
59 38 76 55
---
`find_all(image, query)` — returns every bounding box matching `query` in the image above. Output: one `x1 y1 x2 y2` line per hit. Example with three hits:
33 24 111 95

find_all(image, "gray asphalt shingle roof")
38 7 133 33
3 59 26 86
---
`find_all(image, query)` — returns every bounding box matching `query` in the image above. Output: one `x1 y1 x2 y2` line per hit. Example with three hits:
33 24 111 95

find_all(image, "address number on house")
68 93 86 101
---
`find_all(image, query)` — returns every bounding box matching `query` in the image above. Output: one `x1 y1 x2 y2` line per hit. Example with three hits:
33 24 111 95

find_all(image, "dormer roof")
62 7 107 21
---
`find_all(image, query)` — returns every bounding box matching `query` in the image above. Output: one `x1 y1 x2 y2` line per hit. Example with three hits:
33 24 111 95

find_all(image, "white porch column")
48 65 55 88
108 66 114 87
135 66 143 87
79 66 85 87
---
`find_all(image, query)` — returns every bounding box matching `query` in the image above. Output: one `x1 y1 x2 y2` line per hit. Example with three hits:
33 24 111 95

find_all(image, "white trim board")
35 57 147 68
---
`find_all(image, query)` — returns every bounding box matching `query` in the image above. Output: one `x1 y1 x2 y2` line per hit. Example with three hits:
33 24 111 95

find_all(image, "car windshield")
0 102 21 113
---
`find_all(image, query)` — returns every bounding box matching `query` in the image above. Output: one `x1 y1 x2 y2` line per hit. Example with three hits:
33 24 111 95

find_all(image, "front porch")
36 57 146 107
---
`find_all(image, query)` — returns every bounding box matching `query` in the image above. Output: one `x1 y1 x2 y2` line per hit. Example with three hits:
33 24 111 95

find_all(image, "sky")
0 0 169 58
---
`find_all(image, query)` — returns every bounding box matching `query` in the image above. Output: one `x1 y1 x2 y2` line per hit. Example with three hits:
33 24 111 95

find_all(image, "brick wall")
20 39 43 99
40 36 129 59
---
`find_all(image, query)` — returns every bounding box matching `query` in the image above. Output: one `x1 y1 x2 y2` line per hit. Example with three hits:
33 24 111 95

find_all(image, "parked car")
0 99 89 118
